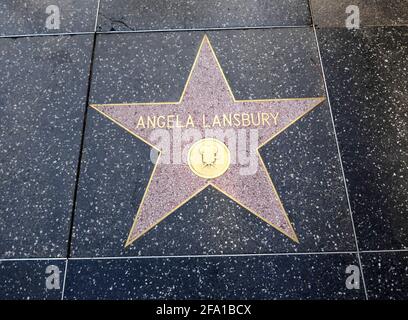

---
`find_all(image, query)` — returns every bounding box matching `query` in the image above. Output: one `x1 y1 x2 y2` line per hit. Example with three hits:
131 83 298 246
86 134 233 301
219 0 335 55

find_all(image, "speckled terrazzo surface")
91 37 324 245
0 260 65 300
97 0 311 31
73 30 356 258
311 0 408 28
361 252 408 300
1 1 408 300
317 27 408 251
0 0 98 36
0 35 93 258
64 254 364 300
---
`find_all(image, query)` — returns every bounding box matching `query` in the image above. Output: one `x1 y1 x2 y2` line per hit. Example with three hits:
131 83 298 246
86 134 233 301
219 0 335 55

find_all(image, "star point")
91 35 325 247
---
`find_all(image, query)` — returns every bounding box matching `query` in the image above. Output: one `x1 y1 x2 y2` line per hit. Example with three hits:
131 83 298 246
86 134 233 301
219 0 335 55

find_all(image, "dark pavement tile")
70 30 355 257
316 27 408 250
96 0 311 32
0 35 93 258
71 102 355 257
361 251 408 300
311 0 408 28
64 254 364 299
90 30 325 104
0 0 98 36
0 259 65 300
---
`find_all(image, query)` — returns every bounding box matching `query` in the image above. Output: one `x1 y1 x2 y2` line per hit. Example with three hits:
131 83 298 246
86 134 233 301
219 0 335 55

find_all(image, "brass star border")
90 35 325 247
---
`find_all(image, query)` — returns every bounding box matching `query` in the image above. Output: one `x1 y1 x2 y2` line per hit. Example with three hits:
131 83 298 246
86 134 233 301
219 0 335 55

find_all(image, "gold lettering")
186 115 195 128
147 116 155 128
167 115 175 128
241 113 251 127
222 113 232 127
261 113 270 126
251 113 261 126
270 112 279 125
175 115 182 128
212 115 221 127
233 113 241 127
136 112 279 130
202 114 210 128
157 115 166 128
136 116 145 129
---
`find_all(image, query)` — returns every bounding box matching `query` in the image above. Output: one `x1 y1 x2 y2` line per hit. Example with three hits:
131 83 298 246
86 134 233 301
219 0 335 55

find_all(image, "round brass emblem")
188 138 230 179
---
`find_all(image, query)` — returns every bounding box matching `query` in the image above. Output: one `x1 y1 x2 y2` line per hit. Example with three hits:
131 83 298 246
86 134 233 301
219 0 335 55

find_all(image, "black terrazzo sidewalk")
0 0 407 300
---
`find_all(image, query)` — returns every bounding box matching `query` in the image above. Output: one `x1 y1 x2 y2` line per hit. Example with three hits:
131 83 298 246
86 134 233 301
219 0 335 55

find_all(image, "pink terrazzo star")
91 35 325 247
